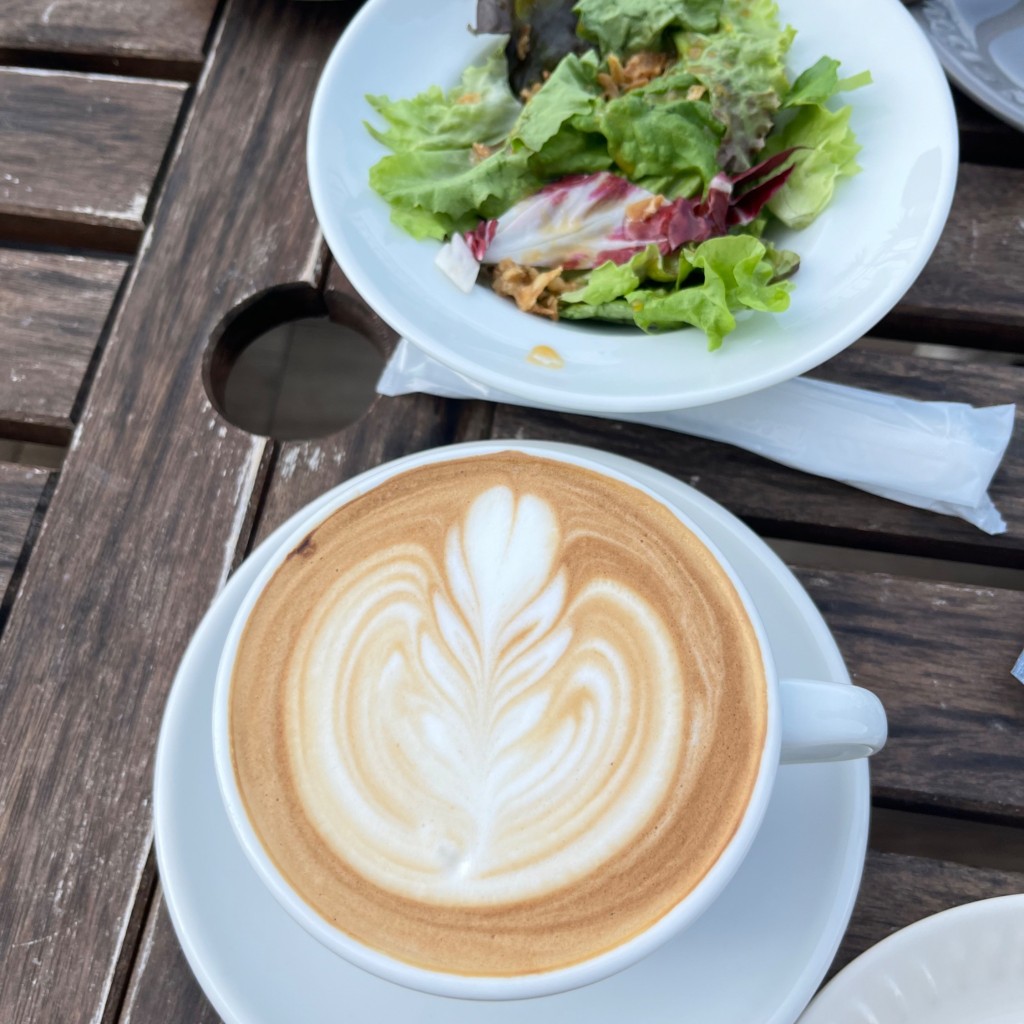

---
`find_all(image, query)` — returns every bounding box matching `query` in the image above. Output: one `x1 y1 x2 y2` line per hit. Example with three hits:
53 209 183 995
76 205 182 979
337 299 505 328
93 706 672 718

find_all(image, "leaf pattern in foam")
430 488 572 860
442 487 567 672
293 485 689 905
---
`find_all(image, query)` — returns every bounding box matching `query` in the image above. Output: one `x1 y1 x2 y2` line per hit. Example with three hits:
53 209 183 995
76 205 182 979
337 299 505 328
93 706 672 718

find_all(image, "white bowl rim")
307 0 959 412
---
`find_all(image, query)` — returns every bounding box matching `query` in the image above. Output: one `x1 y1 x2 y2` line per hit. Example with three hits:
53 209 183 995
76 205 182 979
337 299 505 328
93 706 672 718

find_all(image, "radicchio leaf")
467 172 656 268
439 149 797 282
725 147 798 226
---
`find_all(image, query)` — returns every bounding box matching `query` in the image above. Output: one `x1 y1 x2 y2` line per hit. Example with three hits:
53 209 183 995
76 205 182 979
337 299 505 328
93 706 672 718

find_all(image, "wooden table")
1 1 1022 1020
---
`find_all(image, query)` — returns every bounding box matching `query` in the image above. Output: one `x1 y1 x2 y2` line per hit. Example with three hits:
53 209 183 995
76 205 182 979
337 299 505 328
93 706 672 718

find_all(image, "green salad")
365 0 870 348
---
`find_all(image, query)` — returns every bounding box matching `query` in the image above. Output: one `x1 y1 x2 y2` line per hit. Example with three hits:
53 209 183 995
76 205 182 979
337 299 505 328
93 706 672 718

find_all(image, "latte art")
292 485 688 904
230 452 767 976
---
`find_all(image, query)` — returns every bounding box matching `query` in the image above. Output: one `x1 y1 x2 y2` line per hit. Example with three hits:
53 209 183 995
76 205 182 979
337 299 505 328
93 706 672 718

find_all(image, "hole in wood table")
208 315 384 441
0 440 65 471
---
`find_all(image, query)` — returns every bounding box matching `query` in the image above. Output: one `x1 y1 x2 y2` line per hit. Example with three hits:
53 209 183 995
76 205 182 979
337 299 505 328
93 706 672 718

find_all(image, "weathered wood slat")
800 568 1024 822
490 346 1023 564
884 162 1024 345
0 461 48 608
831 849 1024 977
0 68 186 251
0 0 218 76
0 1 359 1021
0 249 126 443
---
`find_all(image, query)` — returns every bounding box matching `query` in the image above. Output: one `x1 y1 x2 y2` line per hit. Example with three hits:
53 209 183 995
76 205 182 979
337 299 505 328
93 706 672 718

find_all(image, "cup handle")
779 678 887 765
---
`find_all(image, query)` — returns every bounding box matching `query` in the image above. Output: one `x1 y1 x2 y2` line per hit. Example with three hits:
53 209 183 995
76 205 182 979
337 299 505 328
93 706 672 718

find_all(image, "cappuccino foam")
230 452 766 976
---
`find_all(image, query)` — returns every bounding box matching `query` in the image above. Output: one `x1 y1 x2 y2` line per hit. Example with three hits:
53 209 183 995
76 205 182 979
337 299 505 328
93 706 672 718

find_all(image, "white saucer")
154 441 869 1024
799 894 1024 1024
913 0 1024 133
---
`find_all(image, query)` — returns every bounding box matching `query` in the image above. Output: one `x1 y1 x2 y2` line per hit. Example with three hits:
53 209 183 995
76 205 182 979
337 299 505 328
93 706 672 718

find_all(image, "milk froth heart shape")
213 442 887 1000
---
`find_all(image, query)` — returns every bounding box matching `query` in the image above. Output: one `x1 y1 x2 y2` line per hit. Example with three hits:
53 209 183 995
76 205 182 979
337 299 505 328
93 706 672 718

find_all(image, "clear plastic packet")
377 339 1015 535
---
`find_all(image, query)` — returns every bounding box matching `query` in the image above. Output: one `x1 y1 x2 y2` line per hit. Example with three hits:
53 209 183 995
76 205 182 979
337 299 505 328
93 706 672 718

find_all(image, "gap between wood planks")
0 47 202 82
767 536 1024 592
871 806 1024 874
857 334 1024 363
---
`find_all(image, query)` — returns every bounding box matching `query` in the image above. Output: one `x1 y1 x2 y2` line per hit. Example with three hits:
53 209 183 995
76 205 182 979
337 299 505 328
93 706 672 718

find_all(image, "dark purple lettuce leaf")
473 0 593 94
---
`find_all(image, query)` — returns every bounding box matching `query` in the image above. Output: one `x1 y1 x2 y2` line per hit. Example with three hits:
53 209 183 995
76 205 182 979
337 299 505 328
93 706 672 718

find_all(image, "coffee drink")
229 451 767 977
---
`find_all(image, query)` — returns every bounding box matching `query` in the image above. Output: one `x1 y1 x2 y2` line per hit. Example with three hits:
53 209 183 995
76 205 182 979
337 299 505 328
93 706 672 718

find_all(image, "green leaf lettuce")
563 236 791 349
366 44 522 152
574 0 723 56
366 43 540 240
511 51 603 152
561 244 681 304
369 147 539 240
784 56 872 108
631 236 790 347
765 104 861 229
674 0 795 172
598 93 722 195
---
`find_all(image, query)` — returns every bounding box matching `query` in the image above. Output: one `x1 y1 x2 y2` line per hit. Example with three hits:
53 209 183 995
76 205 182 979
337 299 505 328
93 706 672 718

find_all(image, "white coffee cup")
212 441 886 1000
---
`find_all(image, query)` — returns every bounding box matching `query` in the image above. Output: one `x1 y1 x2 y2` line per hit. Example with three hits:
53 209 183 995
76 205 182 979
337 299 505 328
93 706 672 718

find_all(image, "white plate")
307 0 958 413
914 0 1024 133
154 441 869 1024
799 894 1024 1024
